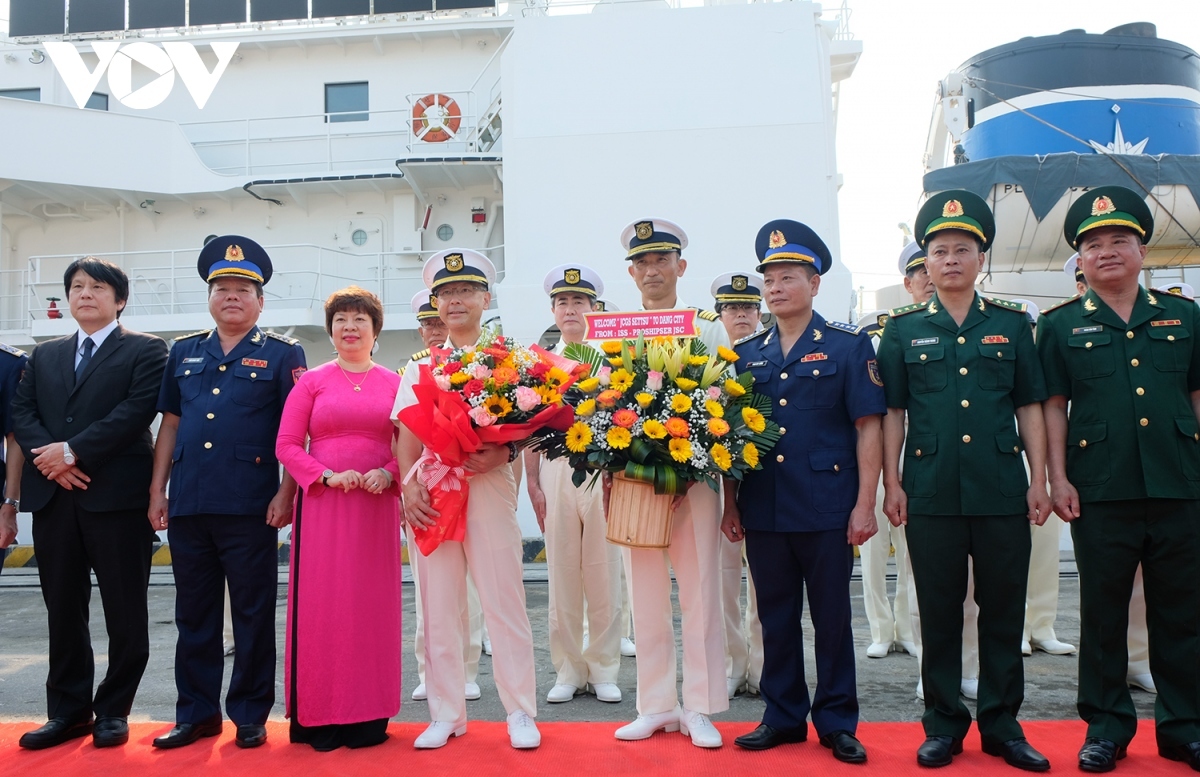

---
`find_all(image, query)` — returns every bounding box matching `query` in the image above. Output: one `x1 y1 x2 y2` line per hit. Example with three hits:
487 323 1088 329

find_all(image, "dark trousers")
1072 499 1200 748
31 491 154 721
906 513 1030 743
168 514 278 726
744 527 858 736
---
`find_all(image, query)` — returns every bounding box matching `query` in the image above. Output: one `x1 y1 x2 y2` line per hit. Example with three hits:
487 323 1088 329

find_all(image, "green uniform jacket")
876 292 1047 516
1037 286 1200 502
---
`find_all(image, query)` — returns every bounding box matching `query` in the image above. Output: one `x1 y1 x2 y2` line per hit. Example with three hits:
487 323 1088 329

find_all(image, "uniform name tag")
1072 325 1103 335
1151 320 1182 327
182 357 204 364
801 353 828 363
981 335 1009 344
745 360 768 368
242 358 269 368
911 337 939 346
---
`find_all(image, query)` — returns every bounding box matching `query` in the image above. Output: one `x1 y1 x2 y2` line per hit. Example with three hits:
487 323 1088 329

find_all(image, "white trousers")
624 483 728 717
719 536 763 688
1023 513 1064 642
415 465 536 723
905 547 980 679
860 495 915 646
1128 564 1150 675
541 458 622 687
408 524 483 685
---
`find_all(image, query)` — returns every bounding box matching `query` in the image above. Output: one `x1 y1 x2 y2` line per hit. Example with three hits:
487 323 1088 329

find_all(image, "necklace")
338 360 374 391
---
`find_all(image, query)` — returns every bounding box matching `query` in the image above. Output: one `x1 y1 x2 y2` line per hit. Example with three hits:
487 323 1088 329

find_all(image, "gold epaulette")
695 308 719 322
888 301 928 318
411 348 431 362
1041 295 1081 315
266 331 300 345
985 296 1027 313
397 366 406 377
173 329 211 341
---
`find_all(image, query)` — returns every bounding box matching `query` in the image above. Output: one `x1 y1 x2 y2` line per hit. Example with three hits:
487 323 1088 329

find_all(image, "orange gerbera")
665 417 690 438
491 365 519 386
707 418 730 437
597 389 623 409
612 409 639 429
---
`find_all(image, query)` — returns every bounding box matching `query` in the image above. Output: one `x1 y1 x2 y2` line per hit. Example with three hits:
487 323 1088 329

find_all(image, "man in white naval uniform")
711 272 765 698
524 264 623 705
612 218 729 748
394 249 539 750
403 290 485 704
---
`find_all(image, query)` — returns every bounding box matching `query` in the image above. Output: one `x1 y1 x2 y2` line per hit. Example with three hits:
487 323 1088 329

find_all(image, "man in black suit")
11 257 168 750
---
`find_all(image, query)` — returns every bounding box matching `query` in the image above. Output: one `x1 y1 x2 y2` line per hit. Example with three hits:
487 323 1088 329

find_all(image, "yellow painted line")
3 547 34 568
151 545 173 566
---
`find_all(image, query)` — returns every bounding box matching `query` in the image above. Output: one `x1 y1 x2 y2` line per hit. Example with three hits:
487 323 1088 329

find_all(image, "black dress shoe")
18 717 94 750
820 730 867 763
734 723 808 750
1079 738 1126 773
153 718 224 749
92 717 129 748
981 737 1051 772
236 724 268 749
1160 741 1200 771
916 735 963 768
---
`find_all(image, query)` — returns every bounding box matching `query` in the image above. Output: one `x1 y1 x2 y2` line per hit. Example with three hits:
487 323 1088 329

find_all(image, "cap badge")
1091 195 1116 216
768 230 786 249
635 221 654 240
430 295 440 310
595 301 606 311
564 268 581 285
942 199 963 218
225 245 244 262
445 253 464 272
731 275 748 291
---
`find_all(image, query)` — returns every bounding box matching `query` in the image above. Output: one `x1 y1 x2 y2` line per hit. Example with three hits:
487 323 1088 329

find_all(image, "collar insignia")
927 299 938 314
978 297 987 312
1147 291 1159 305
251 330 264 343
1083 298 1098 312
812 328 822 341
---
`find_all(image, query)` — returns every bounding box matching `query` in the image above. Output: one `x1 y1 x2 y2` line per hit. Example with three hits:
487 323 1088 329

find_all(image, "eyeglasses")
434 285 485 300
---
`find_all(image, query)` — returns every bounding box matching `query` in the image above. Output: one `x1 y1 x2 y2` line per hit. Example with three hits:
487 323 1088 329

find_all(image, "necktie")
75 336 94 385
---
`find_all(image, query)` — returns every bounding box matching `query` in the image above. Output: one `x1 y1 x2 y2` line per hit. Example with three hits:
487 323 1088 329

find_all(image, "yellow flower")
688 355 708 366
460 351 476 364
535 385 564 405
450 371 470 385
483 395 513 417
742 406 766 433
743 442 760 468
608 357 625 367
643 419 668 439
576 399 597 417
577 377 600 393
610 369 635 392
674 377 698 392
669 438 693 463
724 379 746 397
705 399 724 418
566 422 593 453
717 345 740 363
545 367 572 389
606 427 632 450
601 340 625 355
707 418 730 437
671 394 693 414
635 392 654 409
711 443 732 471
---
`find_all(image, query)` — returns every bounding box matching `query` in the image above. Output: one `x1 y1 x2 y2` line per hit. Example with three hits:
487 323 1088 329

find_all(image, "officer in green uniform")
1038 185 1200 773
877 190 1053 772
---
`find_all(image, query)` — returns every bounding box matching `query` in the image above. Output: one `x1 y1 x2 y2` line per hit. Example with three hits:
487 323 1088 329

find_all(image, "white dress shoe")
465 682 481 700
1021 640 1032 656
960 677 978 700
727 677 747 699
1031 638 1076 655
591 682 622 703
546 683 581 703
615 708 680 740
1128 672 1157 693
507 711 541 749
915 679 924 701
895 640 918 656
679 707 722 748
483 637 493 656
620 638 637 657
411 683 427 701
866 642 893 659
414 720 466 749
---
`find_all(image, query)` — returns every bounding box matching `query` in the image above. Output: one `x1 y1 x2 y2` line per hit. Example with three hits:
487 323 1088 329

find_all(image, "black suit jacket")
11 324 168 514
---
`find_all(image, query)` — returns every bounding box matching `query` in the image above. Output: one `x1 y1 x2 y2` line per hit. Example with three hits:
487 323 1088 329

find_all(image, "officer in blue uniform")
722 219 885 761
0 342 29 573
149 236 306 750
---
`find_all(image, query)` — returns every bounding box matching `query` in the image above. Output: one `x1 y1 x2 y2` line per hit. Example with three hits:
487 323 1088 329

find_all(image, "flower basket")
606 472 675 549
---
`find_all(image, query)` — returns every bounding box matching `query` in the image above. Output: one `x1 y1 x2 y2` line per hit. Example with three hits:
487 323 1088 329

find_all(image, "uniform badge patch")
182 357 204 364
745 360 768 368
981 335 1009 344
1072 325 1103 335
292 367 307 384
242 358 268 368
868 359 883 387
800 353 828 362
1151 319 1182 327
912 337 939 346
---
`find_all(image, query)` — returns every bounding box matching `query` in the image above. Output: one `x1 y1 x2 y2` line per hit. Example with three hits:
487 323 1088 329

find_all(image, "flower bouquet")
397 329 580 555
533 336 781 547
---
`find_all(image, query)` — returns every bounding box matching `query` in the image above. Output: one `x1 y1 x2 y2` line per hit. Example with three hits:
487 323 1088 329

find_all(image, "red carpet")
0 720 1187 776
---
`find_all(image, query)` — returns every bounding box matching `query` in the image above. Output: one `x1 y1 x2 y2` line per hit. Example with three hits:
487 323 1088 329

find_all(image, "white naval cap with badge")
411 289 439 321
620 218 688 259
1064 253 1084 286
543 264 604 299
710 272 763 308
422 248 496 293
1009 298 1041 326
1154 282 1196 299
856 309 890 338
898 241 926 276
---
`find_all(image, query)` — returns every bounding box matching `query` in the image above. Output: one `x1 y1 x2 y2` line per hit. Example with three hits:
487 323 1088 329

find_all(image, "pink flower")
470 363 493 380
515 385 541 412
469 405 497 427
434 374 452 391
646 371 664 391
707 385 722 400
598 366 612 386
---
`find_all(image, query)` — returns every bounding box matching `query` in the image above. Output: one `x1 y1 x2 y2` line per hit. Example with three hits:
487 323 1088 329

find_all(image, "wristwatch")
1 497 18 510
62 442 76 466
506 442 519 463
322 469 334 486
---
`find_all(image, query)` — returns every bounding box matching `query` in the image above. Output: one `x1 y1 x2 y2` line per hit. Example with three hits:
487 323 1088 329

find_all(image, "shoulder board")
266 331 299 345
1161 289 1195 302
887 301 928 318
735 328 769 346
694 308 719 322
985 296 1026 313
0 342 27 358
857 323 885 337
1041 295 1081 315
826 320 859 334
173 329 211 342
411 348 431 362
397 366 406 377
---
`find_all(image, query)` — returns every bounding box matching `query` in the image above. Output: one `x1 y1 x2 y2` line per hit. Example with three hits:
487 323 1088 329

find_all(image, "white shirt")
640 296 731 356
75 319 119 368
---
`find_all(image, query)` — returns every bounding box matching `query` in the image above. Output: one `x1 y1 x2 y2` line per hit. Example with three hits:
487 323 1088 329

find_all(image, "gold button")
184 369 191 375
779 399 787 407
779 427 786 435
957 336 966 344
206 413 215 419
961 399 969 408
959 367 968 375
812 369 820 376
834 464 840 472
1168 335 1176 342
1079 440 1087 448
776 454 785 463
1195 433 1199 441
1136 387 1145 396
1140 418 1149 427
962 435 971 443
213 388 220 395
996 351 1003 357
250 372 257 378
204 442 212 449
1126 331 1134 339
780 372 788 380
920 354 928 361
1085 342 1093 349
1131 358 1140 367
1013 446 1020 453
915 449 922 457
219 365 227 371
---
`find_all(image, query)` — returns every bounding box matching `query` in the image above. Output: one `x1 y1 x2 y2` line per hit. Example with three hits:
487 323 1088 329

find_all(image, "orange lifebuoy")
412 93 462 143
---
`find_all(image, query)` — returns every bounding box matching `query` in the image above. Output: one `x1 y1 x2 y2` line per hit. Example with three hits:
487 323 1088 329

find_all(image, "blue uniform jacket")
734 312 885 532
157 327 306 518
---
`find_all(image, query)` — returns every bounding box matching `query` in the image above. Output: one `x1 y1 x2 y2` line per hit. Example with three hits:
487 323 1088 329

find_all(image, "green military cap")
1063 185 1153 248
915 190 996 251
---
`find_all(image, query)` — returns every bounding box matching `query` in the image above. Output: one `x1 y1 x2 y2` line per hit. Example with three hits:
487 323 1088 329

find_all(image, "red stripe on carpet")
0 720 1184 776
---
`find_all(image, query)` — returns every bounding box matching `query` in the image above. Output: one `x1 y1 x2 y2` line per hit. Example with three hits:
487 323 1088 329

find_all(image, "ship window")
326 82 369 123
86 93 109 111
436 224 454 242
352 229 369 246
0 88 41 102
